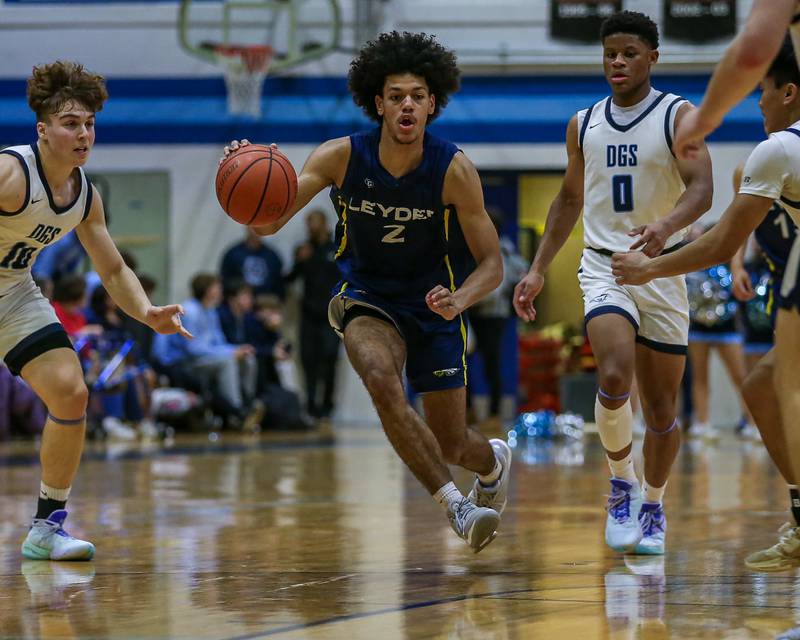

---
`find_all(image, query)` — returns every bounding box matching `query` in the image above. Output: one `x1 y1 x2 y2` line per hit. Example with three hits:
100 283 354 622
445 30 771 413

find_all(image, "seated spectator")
121 273 158 366
51 275 102 339
151 273 261 430
220 227 285 298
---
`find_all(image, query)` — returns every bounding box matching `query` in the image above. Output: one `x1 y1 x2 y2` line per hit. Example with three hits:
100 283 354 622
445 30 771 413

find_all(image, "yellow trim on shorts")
335 196 348 258
443 207 468 384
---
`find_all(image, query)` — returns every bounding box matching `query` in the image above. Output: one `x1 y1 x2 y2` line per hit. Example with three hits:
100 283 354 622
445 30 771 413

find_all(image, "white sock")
642 480 666 504
478 459 502 486
608 452 638 483
40 482 71 502
595 396 634 453
433 481 463 511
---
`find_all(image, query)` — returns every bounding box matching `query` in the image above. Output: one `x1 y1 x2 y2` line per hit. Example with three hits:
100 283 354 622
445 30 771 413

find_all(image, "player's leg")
586 312 640 552
19 348 94 560
687 341 713 436
716 341 758 436
634 344 685 555
742 348 800 571
343 313 499 552
422 388 511 515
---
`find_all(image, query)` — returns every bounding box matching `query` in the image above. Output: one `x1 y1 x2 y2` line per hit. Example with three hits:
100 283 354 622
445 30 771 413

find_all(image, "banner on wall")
550 0 623 42
663 0 736 42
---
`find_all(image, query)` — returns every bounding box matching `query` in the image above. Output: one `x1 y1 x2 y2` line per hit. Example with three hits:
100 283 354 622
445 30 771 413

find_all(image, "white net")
217 45 273 118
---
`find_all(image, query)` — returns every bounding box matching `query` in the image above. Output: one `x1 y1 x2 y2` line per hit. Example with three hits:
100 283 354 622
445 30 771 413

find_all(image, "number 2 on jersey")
612 175 634 213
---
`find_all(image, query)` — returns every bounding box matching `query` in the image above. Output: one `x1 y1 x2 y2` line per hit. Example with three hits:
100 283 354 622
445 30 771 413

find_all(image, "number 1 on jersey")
612 175 634 213
0 242 36 269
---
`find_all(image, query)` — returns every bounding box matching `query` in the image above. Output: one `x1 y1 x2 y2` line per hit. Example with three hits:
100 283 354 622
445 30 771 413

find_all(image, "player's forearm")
101 265 152 324
731 243 747 273
454 253 503 312
647 222 747 280
660 182 713 236
530 197 582 276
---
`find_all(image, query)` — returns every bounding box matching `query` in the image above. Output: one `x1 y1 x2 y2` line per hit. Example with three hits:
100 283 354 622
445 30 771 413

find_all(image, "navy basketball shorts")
328 282 467 393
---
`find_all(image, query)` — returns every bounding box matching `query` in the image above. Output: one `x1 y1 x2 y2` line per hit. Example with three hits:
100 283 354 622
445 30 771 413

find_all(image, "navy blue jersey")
329 128 474 304
755 202 797 278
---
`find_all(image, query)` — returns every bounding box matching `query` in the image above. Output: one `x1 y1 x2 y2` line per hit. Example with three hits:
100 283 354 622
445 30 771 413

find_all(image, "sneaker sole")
21 541 50 560
632 544 665 556
745 557 800 572
468 511 501 554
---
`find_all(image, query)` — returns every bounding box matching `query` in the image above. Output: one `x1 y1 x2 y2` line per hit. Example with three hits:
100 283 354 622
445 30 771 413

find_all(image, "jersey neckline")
29 143 83 215
603 91 668 133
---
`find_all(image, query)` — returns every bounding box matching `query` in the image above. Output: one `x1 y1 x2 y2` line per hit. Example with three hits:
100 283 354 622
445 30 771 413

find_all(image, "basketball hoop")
210 44 273 118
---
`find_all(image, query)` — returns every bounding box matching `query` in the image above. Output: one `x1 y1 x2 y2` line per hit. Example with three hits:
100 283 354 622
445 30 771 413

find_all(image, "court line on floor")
0 434 392 468
222 586 798 639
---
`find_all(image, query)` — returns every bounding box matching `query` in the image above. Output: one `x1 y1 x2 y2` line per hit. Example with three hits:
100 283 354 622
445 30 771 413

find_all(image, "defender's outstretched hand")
426 285 462 321
145 305 193 339
611 251 654 285
513 271 544 322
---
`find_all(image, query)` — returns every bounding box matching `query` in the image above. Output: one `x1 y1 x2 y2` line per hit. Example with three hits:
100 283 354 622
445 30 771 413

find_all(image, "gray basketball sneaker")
745 523 800 572
468 438 512 515
448 498 500 553
21 510 95 561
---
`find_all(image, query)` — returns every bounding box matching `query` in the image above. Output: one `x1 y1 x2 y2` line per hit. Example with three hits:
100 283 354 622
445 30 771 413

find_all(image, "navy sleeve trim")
578 105 594 149
0 149 30 216
82 176 93 222
664 96 687 157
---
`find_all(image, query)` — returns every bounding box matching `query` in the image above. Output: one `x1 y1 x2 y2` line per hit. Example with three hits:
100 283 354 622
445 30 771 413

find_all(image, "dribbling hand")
218 140 280 165
145 305 193 339
513 271 544 322
426 285 463 321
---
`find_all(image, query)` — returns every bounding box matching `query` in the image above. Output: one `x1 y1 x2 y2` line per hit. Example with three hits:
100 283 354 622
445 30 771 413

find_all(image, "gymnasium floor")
0 425 797 639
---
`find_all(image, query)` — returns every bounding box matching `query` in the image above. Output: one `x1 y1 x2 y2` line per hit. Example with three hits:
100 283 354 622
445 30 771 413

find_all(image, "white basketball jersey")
578 90 688 253
739 121 800 227
0 144 91 295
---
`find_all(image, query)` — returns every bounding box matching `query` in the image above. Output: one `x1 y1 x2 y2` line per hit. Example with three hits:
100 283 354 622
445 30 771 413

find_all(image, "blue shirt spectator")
220 228 285 299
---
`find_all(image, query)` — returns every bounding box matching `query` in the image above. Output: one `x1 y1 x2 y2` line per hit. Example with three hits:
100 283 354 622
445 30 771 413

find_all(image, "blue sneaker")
605 478 643 552
21 510 95 561
634 502 666 555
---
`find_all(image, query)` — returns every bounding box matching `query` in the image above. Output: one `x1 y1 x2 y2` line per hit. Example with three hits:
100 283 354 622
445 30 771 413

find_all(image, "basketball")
215 144 298 226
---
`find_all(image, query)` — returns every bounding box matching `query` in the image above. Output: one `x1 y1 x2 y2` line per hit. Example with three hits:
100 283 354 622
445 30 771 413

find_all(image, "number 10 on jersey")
612 175 634 213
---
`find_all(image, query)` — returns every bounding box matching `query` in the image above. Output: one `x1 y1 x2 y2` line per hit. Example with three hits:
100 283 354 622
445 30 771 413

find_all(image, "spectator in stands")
220 227 285 298
287 210 341 419
218 280 276 395
151 273 261 430
121 273 158 366
51 275 102 338
253 293 293 391
0 364 47 441
467 208 527 421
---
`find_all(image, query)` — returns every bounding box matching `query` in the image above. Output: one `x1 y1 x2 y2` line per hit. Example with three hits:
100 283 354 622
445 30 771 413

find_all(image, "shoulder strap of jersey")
0 148 31 216
664 95 688 157
81 172 93 221
578 103 596 149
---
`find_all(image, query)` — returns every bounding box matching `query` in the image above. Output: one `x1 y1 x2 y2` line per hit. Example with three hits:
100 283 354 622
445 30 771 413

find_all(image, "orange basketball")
215 145 298 226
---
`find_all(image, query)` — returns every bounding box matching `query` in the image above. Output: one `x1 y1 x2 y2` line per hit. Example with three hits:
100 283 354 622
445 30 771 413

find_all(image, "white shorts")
579 249 689 354
0 277 71 375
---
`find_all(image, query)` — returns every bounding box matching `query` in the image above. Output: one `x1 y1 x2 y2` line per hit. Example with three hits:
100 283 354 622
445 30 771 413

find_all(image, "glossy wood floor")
0 424 798 639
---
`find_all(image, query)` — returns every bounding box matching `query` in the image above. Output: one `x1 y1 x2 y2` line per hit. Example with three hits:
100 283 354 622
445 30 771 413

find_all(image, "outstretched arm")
729 161 756 301
426 152 502 320
513 115 584 321
673 0 797 159
611 193 774 284
76 186 191 338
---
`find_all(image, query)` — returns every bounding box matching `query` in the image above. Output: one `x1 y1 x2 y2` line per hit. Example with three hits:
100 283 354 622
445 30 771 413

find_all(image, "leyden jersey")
329 128 473 304
755 202 797 277
0 144 92 295
578 91 688 253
